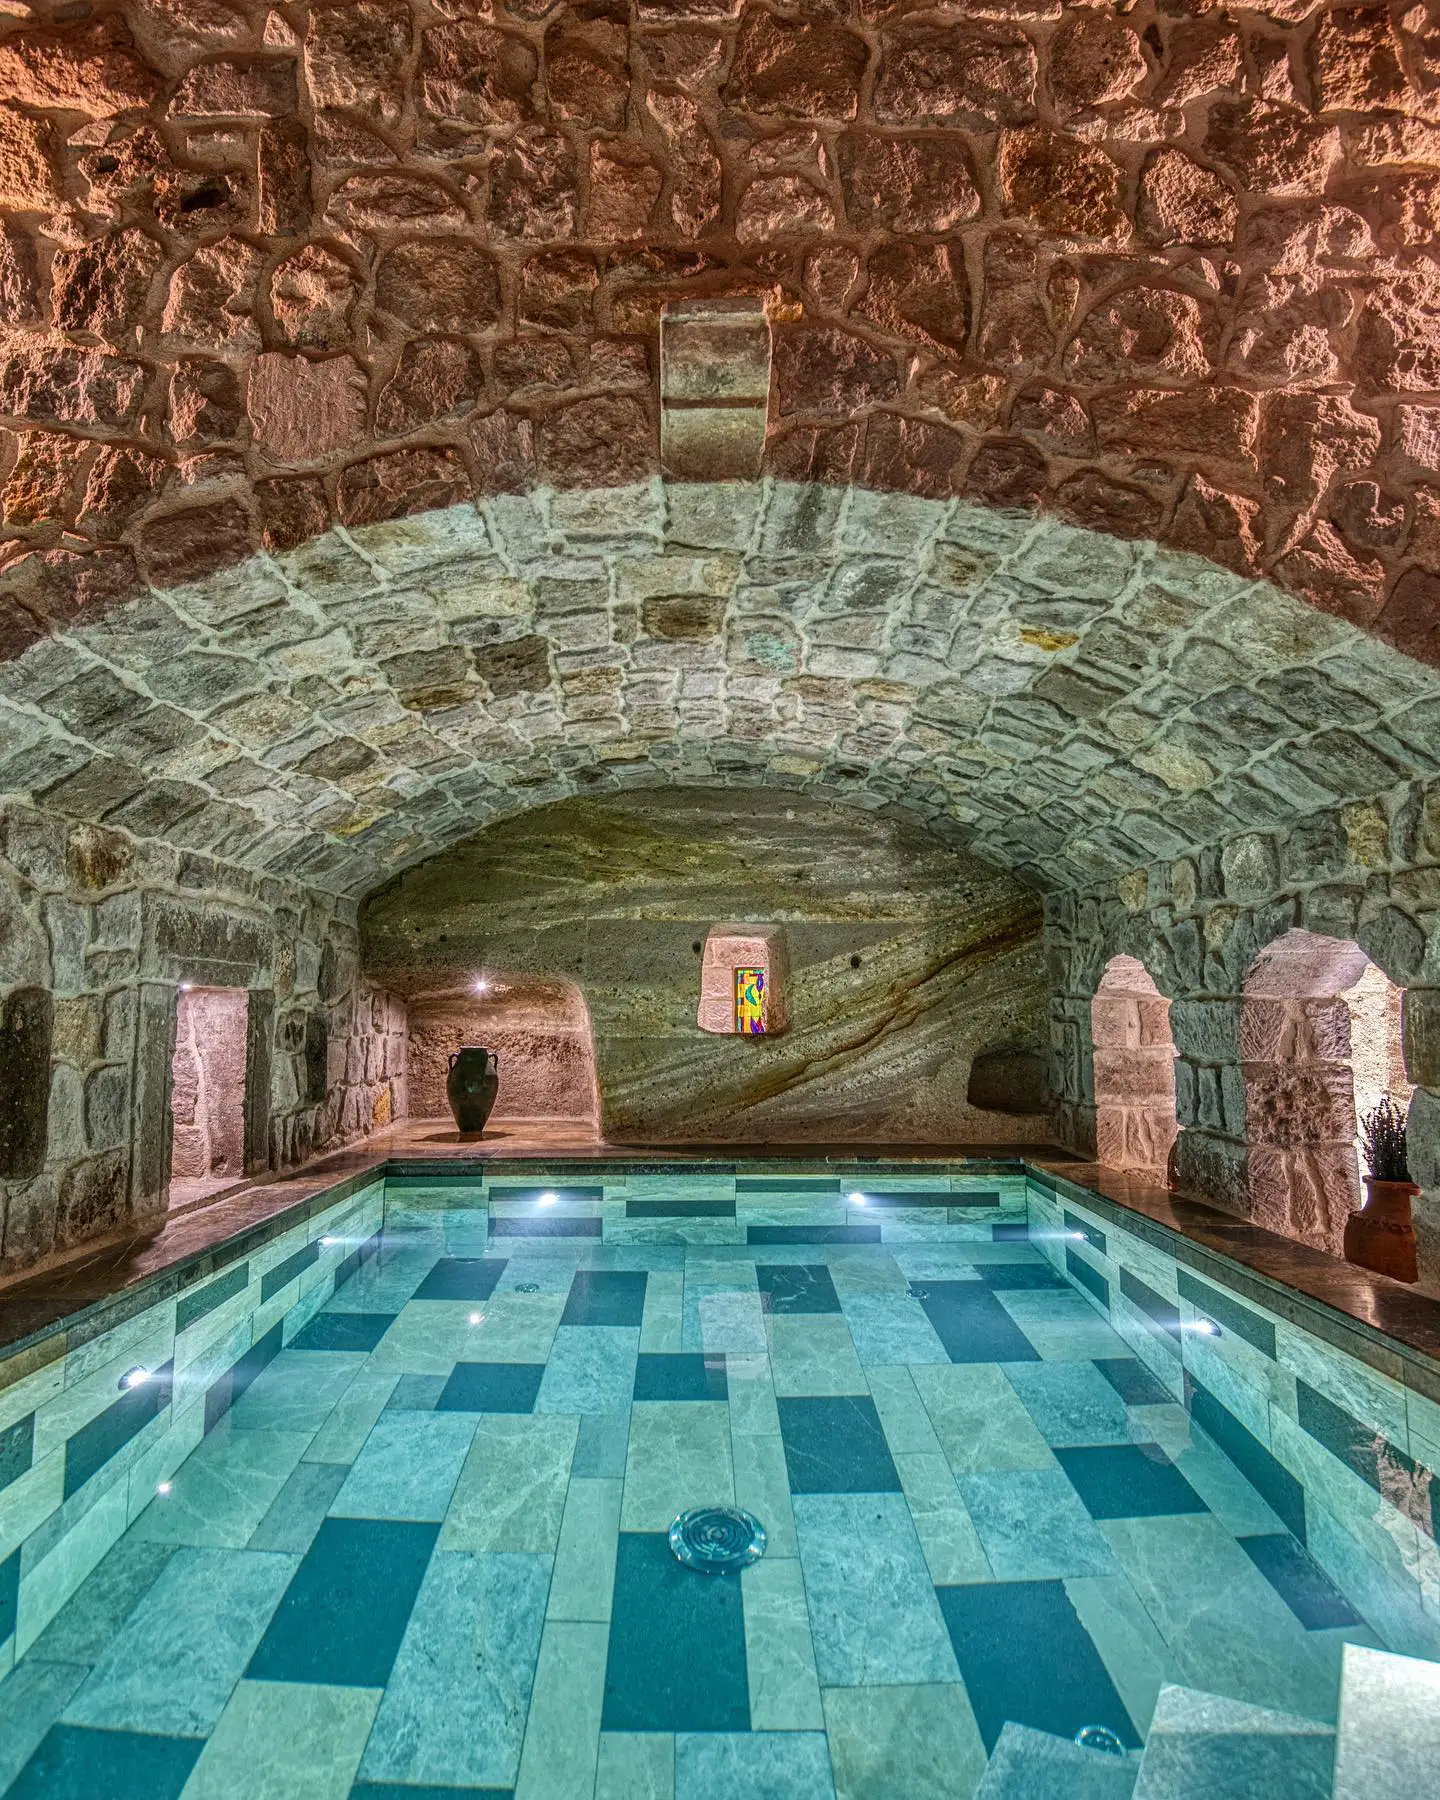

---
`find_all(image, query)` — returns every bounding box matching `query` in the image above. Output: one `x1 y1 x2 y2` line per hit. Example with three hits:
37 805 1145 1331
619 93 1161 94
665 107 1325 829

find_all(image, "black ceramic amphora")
447 1046 500 1135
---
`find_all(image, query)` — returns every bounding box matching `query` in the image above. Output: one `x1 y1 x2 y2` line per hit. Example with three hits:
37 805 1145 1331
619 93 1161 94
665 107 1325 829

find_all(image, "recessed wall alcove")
169 987 248 1209
697 925 791 1037
406 978 600 1137
1091 955 1179 1184
1242 929 1413 1256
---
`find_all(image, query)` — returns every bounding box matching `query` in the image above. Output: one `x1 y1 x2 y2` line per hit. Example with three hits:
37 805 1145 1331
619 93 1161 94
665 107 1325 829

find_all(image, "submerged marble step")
1130 1684 1334 1799
974 1723 1139 1798
1332 1644 1440 1797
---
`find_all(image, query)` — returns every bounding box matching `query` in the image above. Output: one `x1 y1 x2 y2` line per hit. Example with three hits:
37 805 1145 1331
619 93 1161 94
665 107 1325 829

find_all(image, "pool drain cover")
1074 1726 1125 1757
669 1506 767 1574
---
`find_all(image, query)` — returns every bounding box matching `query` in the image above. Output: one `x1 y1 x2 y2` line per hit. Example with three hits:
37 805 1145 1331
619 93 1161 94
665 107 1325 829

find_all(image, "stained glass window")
735 967 766 1035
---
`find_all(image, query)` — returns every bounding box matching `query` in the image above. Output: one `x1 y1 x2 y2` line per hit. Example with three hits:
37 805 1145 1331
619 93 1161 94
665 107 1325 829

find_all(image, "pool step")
1331 1644 1440 1797
1130 1684 1334 1799
974 1723 1138 1798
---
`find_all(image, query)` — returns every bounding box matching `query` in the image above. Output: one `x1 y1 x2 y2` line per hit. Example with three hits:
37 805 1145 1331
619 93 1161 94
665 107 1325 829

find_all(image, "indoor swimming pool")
0 1163 1436 1798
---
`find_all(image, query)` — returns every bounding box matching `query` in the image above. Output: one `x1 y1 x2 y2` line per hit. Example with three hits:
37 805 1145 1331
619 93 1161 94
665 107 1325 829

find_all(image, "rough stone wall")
0 801 404 1272
3 4 1440 664
169 982 247 1180
363 785 1053 1144
407 978 598 1124
1091 951 1177 1181
3 486 1440 900
1047 781 1440 1296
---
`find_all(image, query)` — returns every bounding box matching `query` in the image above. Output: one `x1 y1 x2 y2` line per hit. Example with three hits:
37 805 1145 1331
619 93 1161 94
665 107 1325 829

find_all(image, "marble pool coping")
3 1128 1439 1416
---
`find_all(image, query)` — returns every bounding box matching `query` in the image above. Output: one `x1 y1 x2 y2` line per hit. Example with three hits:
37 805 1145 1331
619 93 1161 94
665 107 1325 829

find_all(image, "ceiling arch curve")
1 478 1437 898
2 1 1440 669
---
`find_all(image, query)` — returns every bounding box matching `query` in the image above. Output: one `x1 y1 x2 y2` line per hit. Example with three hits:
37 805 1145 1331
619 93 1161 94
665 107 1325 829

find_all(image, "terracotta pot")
1343 1178 1419 1284
447 1046 500 1135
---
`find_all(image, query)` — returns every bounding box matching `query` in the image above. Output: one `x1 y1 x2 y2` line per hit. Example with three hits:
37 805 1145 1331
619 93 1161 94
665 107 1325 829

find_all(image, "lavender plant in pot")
1343 1096 1419 1284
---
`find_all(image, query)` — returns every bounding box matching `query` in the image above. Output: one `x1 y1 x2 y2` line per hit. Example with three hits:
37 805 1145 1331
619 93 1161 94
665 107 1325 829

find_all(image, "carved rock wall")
3 4 1440 660
362 784 1054 1144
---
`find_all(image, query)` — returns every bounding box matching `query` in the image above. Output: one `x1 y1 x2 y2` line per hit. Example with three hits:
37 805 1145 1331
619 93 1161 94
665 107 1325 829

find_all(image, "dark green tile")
413 1259 507 1302
1239 1533 1364 1630
260 1241 319 1303
777 1396 901 1494
1119 1268 1181 1354
1066 1246 1110 1309
7 1725 201 1800
913 1283 1039 1364
992 1223 1029 1242
288 1311 395 1352
334 1230 382 1290
1187 1375 1306 1541
491 1217 601 1239
1296 1379 1434 1540
0 1545 17 1644
0 1410 34 1495
63 1361 174 1499
205 1322 281 1434
978 1264 1066 1291
736 1177 841 1194
386 1375 447 1412
633 1354 728 1402
855 1190 961 1209
756 1264 842 1315
1064 1210 1106 1256
246 1517 438 1687
1094 1358 1171 1406
937 1579 1138 1754
1177 1270 1276 1359
174 1263 248 1334
602 1532 749 1732
351 1787 512 1799
625 1198 735 1218
436 1362 545 1413
1056 1444 1208 1519
747 1225 881 1245
560 1271 647 1327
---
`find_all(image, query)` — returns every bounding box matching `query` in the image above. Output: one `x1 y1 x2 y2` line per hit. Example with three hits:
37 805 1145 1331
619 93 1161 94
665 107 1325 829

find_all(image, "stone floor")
0 1175 1383 1800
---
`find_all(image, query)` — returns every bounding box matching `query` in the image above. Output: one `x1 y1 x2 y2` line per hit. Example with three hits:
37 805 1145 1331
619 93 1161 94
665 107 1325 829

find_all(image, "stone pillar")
129 981 177 1224
245 988 275 1176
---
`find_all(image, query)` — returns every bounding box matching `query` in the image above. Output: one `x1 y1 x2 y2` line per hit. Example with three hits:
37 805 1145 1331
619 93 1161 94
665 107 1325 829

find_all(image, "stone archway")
1091 954 1177 1183
406 976 600 1136
1242 929 1413 1256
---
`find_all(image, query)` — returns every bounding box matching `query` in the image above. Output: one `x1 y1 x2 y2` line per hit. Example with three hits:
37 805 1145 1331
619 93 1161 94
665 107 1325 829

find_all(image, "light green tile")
440 1414 579 1552
742 1556 823 1730
622 1401 733 1531
867 1367 944 1457
726 1354 780 1437
895 1452 992 1584
1274 1322 1408 1444
640 1271 685 1353
1066 1572 1183 1736
731 1427 797 1560
368 1295 564 1373
823 1681 986 1800
126 1401 205 1525
16 1477 128 1655
128 1428 312 1548
179 1678 380 1800
513 1621 607 1800
0 1352 64 1436
63 1304 177 1389
33 1324 176 1463
595 1732 674 1800
0 1449 63 1563
768 1315 868 1398
171 1316 252 1424
549 1478 621 1622
911 1364 1057 1474
302 1371 397 1464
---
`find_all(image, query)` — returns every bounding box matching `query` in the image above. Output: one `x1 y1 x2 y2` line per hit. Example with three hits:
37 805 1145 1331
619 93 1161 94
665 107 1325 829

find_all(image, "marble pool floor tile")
0 1203 1416 1798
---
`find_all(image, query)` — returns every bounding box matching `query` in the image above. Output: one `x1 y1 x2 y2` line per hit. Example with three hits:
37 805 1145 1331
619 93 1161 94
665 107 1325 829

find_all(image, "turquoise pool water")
0 1166 1434 1797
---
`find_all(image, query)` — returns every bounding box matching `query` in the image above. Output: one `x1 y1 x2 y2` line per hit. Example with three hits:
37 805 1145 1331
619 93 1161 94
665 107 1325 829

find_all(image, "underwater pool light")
848 1191 867 1205
538 1191 558 1206
119 1366 150 1391
320 1235 340 1247
156 1482 172 1497
1187 1318 1219 1336
468 1312 482 1325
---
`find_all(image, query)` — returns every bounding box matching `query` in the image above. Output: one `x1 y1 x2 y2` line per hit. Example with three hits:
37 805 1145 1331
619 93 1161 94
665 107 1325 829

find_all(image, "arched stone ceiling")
2 1 1440 666
1 479 1438 897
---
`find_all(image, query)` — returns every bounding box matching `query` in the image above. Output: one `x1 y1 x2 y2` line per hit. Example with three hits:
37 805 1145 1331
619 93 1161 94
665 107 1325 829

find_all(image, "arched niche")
1242 928 1412 1255
1091 954 1178 1183
406 977 600 1134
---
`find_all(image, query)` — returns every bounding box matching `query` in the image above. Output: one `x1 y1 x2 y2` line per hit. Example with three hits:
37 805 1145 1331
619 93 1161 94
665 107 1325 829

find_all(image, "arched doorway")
1091 955 1178 1183
1242 929 1412 1254
406 977 600 1138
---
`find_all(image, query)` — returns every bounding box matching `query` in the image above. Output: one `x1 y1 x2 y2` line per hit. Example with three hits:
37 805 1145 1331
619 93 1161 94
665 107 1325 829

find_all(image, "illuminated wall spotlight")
1185 1317 1219 1336
119 1366 150 1391
473 976 490 995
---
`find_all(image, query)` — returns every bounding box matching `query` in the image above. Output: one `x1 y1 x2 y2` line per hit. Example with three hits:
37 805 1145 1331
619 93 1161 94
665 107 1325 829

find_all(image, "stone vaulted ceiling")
2 3 1440 897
